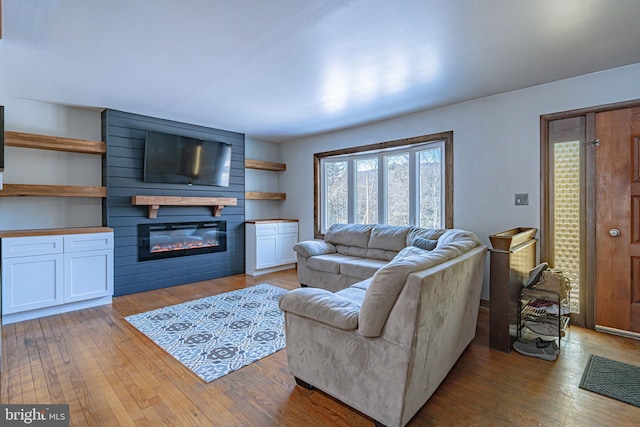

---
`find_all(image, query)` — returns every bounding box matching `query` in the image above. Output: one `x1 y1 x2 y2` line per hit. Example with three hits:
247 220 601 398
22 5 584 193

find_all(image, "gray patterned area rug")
125 283 288 383
579 354 640 408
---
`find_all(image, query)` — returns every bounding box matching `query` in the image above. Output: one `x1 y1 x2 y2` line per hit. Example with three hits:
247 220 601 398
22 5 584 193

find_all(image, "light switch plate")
515 193 528 206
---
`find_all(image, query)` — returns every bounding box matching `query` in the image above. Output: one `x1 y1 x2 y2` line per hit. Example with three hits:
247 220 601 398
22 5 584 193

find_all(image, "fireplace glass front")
138 221 226 261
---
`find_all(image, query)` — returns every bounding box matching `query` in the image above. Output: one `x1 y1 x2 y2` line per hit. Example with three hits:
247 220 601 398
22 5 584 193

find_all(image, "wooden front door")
595 107 640 333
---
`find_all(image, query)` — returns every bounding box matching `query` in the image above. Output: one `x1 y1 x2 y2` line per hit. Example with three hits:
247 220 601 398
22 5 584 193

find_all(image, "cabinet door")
276 222 298 264
64 249 114 303
2 254 64 314
277 233 298 264
256 235 278 268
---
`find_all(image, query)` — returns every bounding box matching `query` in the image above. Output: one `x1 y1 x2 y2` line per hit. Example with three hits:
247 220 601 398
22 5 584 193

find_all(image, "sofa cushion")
307 253 362 274
279 288 359 331
335 286 367 305
340 258 388 279
294 240 336 258
351 277 373 291
358 252 430 337
325 223 374 248
363 248 399 261
368 225 410 251
334 245 369 257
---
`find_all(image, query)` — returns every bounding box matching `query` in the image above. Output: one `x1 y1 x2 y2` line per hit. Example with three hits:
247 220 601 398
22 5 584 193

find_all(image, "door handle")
609 228 621 237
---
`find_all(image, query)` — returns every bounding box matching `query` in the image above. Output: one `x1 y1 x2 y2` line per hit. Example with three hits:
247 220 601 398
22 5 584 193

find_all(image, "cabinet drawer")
1 235 64 258
278 222 298 234
255 224 278 236
64 232 114 253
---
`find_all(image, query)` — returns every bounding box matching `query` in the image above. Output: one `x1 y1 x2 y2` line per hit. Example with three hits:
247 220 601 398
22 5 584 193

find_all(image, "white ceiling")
2 0 640 142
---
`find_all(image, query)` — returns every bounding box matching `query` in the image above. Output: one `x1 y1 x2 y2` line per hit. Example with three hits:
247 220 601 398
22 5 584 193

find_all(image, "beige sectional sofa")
280 224 487 427
295 223 455 292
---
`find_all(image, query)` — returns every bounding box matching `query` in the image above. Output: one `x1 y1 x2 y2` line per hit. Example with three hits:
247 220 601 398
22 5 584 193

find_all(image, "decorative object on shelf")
125 283 287 383
488 227 538 353
130 195 238 218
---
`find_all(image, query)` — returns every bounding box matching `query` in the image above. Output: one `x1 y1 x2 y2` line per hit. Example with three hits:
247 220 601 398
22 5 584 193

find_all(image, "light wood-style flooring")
1 269 639 426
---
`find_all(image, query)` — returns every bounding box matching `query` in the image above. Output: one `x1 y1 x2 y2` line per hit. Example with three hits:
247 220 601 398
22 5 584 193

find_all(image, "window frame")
313 131 453 238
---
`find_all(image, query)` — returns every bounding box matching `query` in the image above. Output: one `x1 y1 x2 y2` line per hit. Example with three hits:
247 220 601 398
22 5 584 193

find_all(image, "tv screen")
143 130 232 187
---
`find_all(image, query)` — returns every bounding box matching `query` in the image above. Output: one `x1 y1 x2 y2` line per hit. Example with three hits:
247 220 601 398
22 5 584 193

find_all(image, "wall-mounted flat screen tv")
143 130 232 187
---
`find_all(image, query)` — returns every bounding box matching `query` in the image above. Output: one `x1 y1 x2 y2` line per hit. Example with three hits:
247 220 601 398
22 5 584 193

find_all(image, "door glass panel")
553 140 581 313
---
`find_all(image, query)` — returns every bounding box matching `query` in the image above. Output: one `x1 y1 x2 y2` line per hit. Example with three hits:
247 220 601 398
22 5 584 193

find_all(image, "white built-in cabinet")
246 220 298 276
1 228 114 324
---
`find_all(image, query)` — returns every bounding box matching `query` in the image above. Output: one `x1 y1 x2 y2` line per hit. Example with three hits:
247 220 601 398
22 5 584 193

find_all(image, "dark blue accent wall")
102 109 245 296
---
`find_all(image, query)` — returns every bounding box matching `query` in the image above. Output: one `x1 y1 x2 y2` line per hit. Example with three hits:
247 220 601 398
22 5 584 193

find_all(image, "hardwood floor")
1 269 639 426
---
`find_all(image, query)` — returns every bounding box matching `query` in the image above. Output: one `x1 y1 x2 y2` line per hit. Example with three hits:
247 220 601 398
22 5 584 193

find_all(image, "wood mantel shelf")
131 195 238 218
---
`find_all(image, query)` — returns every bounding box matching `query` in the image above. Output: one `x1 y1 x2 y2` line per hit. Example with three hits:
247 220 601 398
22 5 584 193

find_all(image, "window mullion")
348 158 355 224
409 149 417 226
379 153 386 224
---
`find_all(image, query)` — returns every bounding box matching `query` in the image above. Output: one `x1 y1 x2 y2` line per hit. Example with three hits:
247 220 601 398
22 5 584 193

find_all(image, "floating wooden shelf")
131 195 238 218
5 131 106 154
245 192 286 201
245 159 286 171
0 184 107 198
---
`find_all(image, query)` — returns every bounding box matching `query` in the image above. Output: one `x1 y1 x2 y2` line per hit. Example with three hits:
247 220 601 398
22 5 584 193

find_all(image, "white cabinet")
246 220 298 276
1 230 114 324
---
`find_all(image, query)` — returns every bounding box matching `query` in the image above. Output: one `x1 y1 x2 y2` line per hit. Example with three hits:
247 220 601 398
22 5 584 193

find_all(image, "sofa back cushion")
359 247 440 337
368 225 411 251
358 230 481 337
325 224 374 248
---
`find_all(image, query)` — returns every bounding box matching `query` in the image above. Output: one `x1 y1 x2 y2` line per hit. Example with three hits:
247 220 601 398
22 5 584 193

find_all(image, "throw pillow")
412 236 437 251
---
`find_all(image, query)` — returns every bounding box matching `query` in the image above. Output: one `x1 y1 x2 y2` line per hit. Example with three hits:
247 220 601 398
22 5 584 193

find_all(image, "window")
314 132 452 237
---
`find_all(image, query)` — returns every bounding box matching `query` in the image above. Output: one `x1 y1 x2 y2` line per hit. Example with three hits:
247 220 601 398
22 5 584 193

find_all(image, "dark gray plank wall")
102 109 245 296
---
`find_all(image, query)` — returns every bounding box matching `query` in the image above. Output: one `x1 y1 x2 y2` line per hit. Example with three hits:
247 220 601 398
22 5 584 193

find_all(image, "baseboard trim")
2 295 113 325
595 325 640 341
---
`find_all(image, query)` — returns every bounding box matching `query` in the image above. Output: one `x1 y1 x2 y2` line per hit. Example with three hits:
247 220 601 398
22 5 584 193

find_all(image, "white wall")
277 62 640 299
0 96 103 230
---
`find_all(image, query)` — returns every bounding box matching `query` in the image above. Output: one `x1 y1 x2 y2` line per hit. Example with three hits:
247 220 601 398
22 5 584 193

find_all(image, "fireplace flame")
151 239 220 253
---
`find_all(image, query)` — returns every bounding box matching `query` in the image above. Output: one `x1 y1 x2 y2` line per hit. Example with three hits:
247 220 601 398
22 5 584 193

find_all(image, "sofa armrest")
293 240 337 258
279 288 359 331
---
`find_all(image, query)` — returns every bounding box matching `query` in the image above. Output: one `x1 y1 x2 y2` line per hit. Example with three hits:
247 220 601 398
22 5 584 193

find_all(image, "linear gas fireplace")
138 221 226 261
